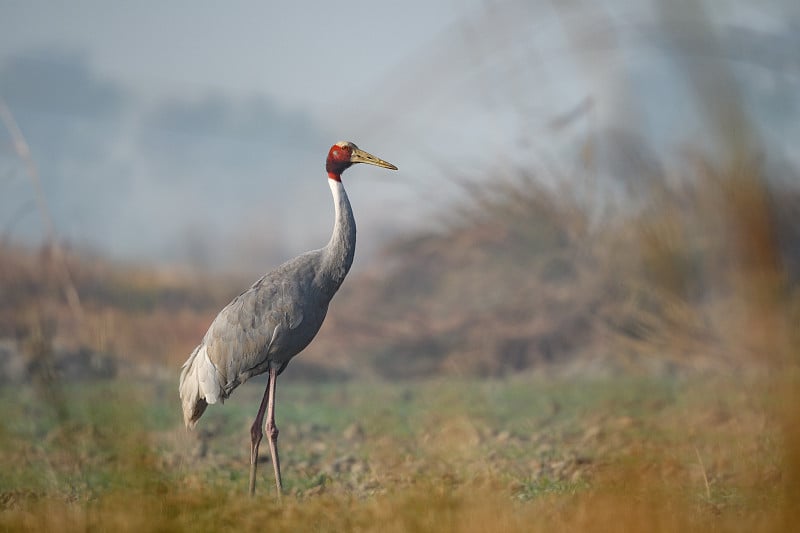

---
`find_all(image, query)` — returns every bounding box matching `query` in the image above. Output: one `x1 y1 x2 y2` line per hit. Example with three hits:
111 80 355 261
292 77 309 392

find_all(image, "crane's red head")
326 141 397 181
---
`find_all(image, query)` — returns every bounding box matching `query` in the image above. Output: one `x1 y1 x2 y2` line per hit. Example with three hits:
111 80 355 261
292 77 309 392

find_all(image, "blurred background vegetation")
1 0 799 531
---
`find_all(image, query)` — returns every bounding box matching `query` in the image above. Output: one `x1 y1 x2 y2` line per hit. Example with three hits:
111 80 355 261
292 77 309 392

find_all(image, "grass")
0 372 793 531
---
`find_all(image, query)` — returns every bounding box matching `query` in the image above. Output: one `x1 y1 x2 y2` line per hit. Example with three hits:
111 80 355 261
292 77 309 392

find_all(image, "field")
0 370 797 531
2 151 799 530
2 150 800 530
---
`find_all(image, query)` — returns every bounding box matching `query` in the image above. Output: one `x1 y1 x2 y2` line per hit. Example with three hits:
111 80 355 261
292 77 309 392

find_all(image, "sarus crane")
179 141 397 497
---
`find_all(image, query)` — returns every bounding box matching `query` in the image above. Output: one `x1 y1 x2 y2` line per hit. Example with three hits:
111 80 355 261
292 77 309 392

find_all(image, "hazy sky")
0 1 462 109
1 1 797 272
0 0 471 269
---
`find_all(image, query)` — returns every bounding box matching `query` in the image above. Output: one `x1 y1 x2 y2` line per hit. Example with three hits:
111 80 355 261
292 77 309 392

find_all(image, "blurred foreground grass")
0 373 796 531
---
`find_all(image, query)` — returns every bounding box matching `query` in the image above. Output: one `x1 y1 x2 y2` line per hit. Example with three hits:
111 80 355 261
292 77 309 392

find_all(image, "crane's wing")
203 275 305 394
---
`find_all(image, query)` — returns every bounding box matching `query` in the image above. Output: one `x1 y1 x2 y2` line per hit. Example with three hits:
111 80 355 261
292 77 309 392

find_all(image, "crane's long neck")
320 176 356 296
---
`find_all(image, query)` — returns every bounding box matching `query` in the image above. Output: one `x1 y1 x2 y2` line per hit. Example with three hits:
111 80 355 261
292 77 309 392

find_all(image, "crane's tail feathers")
179 344 223 429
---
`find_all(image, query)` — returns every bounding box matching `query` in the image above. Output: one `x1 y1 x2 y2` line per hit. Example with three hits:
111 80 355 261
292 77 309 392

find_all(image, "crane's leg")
249 379 271 497
265 366 283 500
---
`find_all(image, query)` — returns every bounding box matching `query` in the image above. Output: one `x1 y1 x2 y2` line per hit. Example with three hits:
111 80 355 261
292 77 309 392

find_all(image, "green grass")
0 373 791 532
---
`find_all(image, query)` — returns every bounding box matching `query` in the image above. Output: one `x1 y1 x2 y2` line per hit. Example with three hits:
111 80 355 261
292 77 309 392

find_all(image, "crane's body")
179 142 396 498
179 178 354 424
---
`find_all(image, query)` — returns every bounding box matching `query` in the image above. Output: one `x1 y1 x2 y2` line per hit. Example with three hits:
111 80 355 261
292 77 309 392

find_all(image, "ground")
0 372 794 532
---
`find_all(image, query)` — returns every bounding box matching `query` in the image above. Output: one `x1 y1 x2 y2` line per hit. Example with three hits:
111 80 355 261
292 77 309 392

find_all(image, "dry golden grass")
0 364 796 532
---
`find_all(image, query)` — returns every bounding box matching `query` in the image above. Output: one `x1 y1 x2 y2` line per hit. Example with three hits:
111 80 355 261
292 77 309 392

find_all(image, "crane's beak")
350 148 398 170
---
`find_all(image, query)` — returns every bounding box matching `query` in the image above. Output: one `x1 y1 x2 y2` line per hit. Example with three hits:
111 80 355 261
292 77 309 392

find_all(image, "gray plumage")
178 141 396 497
179 179 355 426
